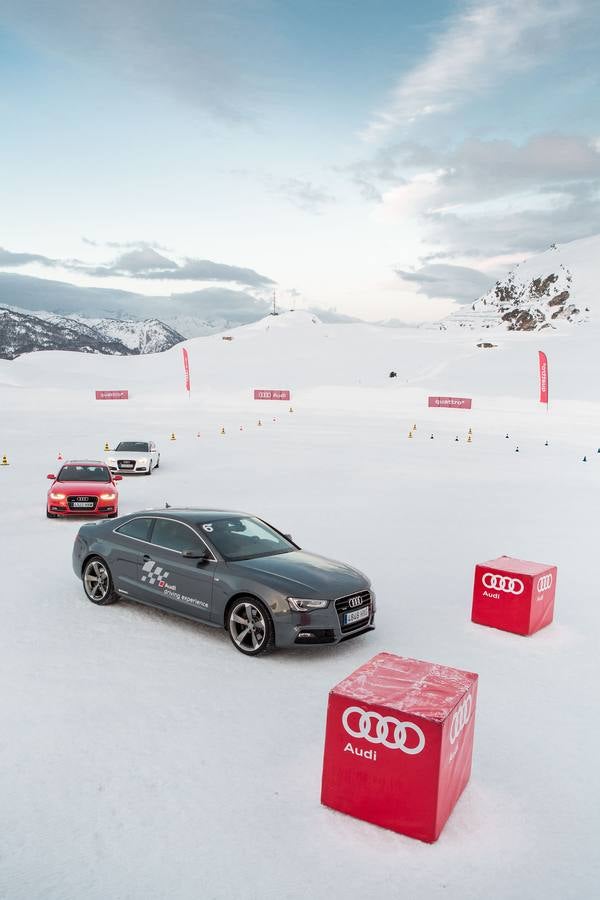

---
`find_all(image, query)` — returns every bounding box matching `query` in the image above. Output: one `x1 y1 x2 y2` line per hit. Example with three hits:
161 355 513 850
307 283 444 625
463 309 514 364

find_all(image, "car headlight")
287 597 330 612
49 492 66 500
107 457 117 464
100 493 117 500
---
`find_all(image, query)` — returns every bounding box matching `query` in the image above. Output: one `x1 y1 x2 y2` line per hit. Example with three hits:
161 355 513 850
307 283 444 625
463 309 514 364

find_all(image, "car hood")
229 550 369 598
50 481 117 495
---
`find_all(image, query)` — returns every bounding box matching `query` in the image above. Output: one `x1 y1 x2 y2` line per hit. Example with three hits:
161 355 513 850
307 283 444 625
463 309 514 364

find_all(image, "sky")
1 0 600 323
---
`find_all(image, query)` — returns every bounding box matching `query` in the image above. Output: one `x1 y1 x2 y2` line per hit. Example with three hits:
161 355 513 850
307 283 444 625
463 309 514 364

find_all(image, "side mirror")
182 548 207 559
113 474 123 482
47 474 56 480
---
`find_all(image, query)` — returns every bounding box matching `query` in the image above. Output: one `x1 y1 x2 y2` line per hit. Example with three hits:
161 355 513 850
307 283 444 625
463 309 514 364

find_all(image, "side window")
151 519 203 553
116 517 154 542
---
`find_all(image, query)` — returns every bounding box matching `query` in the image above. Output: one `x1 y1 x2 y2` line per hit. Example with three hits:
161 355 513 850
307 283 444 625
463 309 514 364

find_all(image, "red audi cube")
471 556 557 636
321 652 478 843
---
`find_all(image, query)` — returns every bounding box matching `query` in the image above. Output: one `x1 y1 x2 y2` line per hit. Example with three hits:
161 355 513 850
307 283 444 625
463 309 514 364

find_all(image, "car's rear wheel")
227 597 274 656
156 455 160 469
82 556 119 605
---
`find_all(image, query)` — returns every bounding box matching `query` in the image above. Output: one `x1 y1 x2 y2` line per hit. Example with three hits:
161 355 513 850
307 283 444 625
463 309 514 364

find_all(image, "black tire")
226 597 275 657
145 466 152 476
156 456 160 469
82 556 119 605
46 510 58 518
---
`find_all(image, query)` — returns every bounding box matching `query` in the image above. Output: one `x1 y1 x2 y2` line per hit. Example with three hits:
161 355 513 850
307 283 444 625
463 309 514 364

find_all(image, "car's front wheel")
226 597 274 656
82 556 119 605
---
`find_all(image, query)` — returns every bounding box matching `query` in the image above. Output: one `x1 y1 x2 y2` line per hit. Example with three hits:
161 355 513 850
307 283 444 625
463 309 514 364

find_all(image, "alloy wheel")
229 601 267 653
84 560 110 602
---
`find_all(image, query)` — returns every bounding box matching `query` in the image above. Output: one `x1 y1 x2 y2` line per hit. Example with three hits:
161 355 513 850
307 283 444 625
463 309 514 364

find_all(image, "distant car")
106 441 160 475
47 461 122 519
72 508 375 656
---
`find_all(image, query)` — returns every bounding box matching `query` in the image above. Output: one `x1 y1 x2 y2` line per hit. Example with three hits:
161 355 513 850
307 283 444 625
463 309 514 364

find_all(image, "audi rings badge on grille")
449 695 472 745
537 573 553 592
348 596 364 608
482 572 524 595
342 706 425 754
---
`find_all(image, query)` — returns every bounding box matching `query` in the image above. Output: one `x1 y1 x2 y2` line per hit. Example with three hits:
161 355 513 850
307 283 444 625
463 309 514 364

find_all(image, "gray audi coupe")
72 508 375 656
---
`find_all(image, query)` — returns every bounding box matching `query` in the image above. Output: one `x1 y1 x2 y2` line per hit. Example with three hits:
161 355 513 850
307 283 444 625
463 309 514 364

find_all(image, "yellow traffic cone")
289 407 294 413
257 419 262 427
104 441 110 452
408 430 413 439
1 454 9 466
412 423 417 431
468 427 473 435
170 432 176 441
220 427 226 435
467 434 472 443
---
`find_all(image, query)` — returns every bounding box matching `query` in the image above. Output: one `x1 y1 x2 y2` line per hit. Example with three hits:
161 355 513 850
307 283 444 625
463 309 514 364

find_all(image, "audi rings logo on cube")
449 695 472 745
537 573 553 593
342 706 426 755
481 572 524 595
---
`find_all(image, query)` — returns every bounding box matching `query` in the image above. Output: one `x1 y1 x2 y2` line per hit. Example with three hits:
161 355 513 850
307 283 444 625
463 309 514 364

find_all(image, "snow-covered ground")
1 311 599 899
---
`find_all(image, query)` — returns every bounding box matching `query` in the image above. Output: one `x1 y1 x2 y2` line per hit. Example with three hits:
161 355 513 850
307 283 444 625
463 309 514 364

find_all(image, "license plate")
121 464 134 469
72 501 94 508
344 606 370 625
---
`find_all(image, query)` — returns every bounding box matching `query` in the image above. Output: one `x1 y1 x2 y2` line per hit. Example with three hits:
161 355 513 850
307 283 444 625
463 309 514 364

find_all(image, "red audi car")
46 460 122 519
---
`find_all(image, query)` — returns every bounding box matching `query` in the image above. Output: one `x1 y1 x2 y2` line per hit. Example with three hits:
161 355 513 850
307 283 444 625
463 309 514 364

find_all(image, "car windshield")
57 465 111 482
199 516 295 561
115 442 149 452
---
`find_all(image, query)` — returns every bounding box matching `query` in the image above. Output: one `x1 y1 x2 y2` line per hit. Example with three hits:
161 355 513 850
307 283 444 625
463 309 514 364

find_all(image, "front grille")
117 459 136 469
335 590 372 633
67 495 98 510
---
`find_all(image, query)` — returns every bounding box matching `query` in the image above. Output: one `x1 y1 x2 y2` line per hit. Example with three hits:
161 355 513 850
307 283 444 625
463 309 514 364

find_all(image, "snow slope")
1 310 599 900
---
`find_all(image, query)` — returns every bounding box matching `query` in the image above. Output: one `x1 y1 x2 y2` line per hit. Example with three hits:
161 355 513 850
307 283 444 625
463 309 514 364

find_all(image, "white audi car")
106 441 160 475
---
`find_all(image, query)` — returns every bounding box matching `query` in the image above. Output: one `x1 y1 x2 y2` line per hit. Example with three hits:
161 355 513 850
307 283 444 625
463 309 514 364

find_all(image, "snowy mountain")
440 234 598 332
70 315 184 354
0 306 184 360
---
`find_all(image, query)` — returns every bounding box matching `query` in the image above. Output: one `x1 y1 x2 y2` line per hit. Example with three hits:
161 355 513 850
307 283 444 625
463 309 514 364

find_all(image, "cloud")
0 247 58 267
364 0 584 139
396 264 494 303
3 0 279 120
135 258 275 286
0 270 270 327
270 178 335 213
82 237 171 251
0 241 275 288
352 134 600 259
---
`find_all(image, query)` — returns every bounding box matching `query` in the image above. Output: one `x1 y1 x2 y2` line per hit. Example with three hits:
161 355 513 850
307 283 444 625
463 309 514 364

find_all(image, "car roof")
128 508 251 524
61 460 109 466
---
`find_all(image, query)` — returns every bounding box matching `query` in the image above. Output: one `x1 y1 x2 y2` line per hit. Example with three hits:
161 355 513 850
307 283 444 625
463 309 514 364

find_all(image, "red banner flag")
538 351 548 405
182 347 191 394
